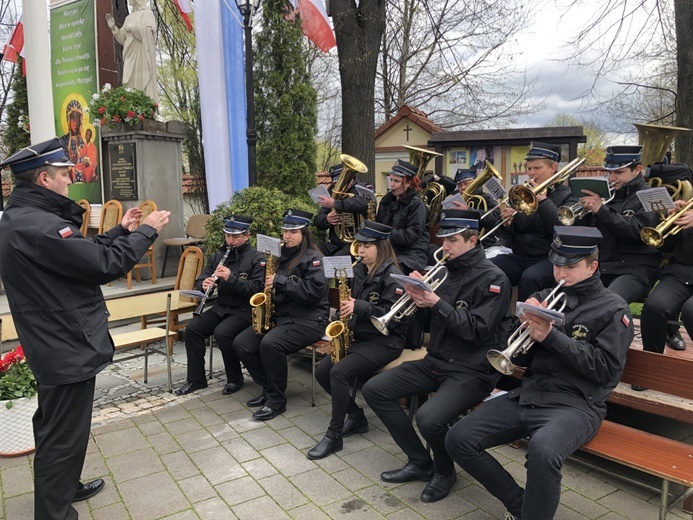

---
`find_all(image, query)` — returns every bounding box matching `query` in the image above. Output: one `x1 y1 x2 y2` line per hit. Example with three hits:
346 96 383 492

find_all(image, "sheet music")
484 177 506 200
308 184 331 203
515 302 565 326
179 290 205 299
390 273 433 292
322 256 354 278
256 234 282 257
354 184 376 202
442 192 465 209
636 187 675 214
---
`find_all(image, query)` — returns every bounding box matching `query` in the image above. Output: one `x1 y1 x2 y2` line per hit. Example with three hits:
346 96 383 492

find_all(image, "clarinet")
193 246 231 316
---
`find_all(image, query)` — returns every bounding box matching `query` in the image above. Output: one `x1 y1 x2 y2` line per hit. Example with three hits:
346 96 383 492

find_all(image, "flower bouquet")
87 83 158 128
0 346 37 410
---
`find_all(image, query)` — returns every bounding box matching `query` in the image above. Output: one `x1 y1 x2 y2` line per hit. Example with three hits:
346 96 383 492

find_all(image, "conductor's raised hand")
142 210 171 232
121 207 143 231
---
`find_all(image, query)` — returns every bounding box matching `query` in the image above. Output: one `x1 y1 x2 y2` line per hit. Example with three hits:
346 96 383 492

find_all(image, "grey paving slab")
221 436 261 463
106 446 166 483
160 451 200 481
94 425 150 458
175 429 220 454
320 497 388 519
92 501 131 520
257 473 309 510
290 468 353 506
215 475 266 506
241 457 279 481
177 474 218 504
117 471 188 520
193 497 237 519
286 503 332 520
147 430 182 456
188 445 247 485
353 484 409 515
231 495 291 520
1 462 33 497
260 443 318 477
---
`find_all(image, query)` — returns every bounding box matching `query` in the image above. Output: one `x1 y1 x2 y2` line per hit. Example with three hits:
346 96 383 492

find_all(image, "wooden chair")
160 214 210 278
126 200 158 289
98 199 123 234
77 199 90 236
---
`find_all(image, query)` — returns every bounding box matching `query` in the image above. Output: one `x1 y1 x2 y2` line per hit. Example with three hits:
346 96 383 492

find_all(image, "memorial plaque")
108 142 137 200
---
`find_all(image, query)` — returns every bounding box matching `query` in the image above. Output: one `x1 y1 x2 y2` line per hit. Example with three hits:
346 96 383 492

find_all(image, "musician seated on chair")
445 226 633 520
491 142 575 302
232 209 329 421
308 221 407 460
175 215 265 396
315 164 368 256
362 209 511 503
576 145 661 304
451 167 502 246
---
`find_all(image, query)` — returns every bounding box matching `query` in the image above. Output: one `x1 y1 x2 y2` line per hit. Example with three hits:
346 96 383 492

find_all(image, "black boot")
342 408 368 437
307 429 343 460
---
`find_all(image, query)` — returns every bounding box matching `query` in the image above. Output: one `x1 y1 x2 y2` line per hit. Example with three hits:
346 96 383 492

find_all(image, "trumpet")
640 199 693 247
487 280 567 375
370 247 449 335
557 182 616 226
194 246 231 317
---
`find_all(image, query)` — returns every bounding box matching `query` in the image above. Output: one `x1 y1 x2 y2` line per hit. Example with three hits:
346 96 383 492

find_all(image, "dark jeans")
601 272 656 305
641 277 693 353
445 394 599 520
33 377 96 520
184 310 248 384
232 322 324 410
491 255 555 302
362 359 491 477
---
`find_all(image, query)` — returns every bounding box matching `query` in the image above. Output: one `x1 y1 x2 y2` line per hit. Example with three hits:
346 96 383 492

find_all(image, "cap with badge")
454 168 477 184
549 226 602 266
436 209 480 237
389 159 417 178
603 145 643 171
328 164 343 179
224 215 252 234
354 220 392 242
282 208 313 230
0 137 74 175
525 141 561 163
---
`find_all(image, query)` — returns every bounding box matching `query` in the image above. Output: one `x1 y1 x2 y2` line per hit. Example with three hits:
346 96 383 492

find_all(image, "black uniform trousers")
491 255 555 302
233 321 324 410
33 377 95 520
315 345 400 433
641 277 693 353
362 359 491 477
183 310 248 384
319 241 350 257
600 271 657 305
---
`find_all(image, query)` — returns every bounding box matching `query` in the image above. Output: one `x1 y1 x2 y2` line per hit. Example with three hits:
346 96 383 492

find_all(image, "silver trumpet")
371 247 449 335
557 182 616 226
487 280 567 375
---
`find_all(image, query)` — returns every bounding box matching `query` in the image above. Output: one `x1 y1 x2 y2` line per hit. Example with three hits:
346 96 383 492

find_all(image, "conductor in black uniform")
0 138 170 520
363 209 511 503
174 215 264 396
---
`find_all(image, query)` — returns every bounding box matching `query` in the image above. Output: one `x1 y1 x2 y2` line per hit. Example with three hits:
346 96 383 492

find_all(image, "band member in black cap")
308 221 407 460
233 208 329 420
174 215 265 396
0 138 170 519
491 142 574 301
577 145 661 304
363 209 511 503
376 159 429 274
315 164 368 256
446 226 633 520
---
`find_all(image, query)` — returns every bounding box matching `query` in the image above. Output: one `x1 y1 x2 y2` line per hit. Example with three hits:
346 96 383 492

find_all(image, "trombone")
640 199 693 248
557 181 616 226
487 280 567 375
370 247 449 335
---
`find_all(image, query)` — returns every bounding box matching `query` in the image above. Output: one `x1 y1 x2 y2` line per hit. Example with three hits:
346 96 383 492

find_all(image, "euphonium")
487 281 567 375
405 145 445 225
463 161 502 212
332 153 368 243
640 198 693 248
557 181 616 226
250 250 277 335
325 268 352 364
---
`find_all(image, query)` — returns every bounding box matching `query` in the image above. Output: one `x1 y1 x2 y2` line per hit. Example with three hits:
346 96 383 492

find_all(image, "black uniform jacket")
511 273 634 421
580 174 661 276
196 242 264 318
0 181 157 385
376 188 429 272
416 245 511 387
659 227 693 283
314 184 368 249
273 245 329 325
500 184 574 258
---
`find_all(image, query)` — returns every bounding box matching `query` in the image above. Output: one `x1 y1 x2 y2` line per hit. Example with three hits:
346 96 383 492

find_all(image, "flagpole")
24 0 55 144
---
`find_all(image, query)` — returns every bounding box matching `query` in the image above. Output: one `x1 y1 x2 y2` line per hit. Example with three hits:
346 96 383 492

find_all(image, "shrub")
88 83 158 128
0 346 38 409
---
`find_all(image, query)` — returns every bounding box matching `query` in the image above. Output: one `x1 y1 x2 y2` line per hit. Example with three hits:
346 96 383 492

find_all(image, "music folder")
569 177 611 199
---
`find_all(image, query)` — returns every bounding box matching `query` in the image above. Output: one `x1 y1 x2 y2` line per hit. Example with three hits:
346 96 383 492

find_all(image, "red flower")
138 114 144 120
126 110 135 118
113 115 122 123
153 103 159 109
120 96 126 101
98 106 106 114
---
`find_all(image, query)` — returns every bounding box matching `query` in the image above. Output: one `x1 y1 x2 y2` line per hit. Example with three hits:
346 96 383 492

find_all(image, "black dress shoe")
174 380 207 396
342 408 368 437
307 431 343 460
381 461 434 483
222 380 244 395
631 384 648 391
420 472 456 502
667 330 687 351
252 405 286 421
73 478 105 502
246 394 267 407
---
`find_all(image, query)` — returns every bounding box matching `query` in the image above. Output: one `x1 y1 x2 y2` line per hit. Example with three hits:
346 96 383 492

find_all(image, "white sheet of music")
256 234 282 257
308 184 331 203
484 177 507 200
322 256 354 278
636 187 675 213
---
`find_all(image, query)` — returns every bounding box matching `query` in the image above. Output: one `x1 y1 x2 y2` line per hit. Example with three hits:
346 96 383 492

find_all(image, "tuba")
332 154 368 243
324 268 352 364
463 161 503 212
250 250 277 335
405 145 445 225
635 123 691 171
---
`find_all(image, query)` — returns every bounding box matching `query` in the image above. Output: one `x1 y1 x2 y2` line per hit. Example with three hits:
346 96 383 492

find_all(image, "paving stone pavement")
1 337 691 520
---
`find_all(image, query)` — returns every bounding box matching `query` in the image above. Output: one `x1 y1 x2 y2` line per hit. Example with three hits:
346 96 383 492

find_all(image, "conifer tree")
5 58 30 154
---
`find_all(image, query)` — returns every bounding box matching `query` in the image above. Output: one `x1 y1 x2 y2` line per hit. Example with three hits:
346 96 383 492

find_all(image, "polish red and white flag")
2 18 24 63
173 0 194 32
293 0 336 53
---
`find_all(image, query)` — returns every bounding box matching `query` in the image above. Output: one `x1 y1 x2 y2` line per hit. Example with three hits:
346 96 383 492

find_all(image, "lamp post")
236 0 261 187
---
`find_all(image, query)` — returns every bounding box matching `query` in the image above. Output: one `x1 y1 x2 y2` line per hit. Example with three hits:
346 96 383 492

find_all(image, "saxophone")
325 268 352 364
250 250 277 335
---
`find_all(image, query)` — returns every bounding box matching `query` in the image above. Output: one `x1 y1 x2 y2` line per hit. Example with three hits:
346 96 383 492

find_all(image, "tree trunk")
675 0 693 165
332 0 386 173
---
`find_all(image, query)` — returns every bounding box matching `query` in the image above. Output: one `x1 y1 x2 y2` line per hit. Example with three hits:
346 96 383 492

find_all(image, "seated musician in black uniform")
315 164 368 256
232 209 329 421
362 209 511 503
577 145 661 304
491 142 574 301
175 216 264 396
307 221 407 460
446 226 634 520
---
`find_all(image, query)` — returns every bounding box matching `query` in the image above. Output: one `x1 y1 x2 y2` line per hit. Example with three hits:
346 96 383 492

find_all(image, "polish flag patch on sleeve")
58 226 73 238
395 287 404 296
622 314 630 327
260 261 266 267
489 284 501 294
312 260 321 267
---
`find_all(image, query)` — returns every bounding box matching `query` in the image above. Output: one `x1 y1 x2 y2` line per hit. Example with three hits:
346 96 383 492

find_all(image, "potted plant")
0 346 39 457
87 83 159 130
